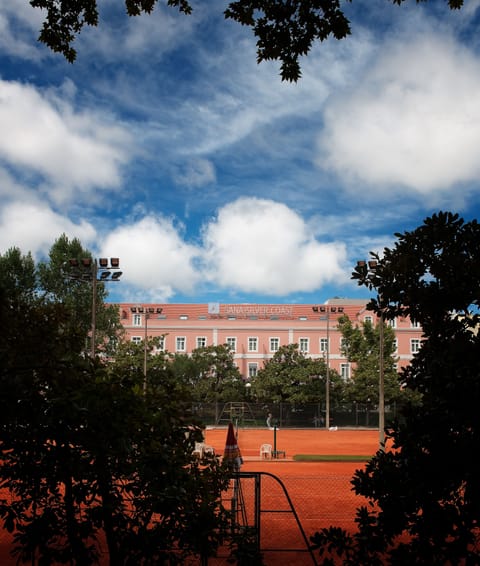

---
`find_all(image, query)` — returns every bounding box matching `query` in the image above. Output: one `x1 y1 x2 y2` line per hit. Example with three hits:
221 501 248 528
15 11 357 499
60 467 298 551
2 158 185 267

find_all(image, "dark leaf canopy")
29 0 464 81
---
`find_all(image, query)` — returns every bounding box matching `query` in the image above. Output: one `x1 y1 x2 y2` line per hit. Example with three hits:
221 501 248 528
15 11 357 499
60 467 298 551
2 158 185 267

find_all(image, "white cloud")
0 80 132 205
0 201 96 257
317 33 480 197
0 0 45 60
201 197 348 296
100 215 201 302
172 157 216 188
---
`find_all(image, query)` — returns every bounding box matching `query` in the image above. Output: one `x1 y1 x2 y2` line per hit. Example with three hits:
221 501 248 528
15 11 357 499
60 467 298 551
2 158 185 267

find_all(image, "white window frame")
411 339 421 354
270 337 280 353
248 363 258 378
196 336 207 349
320 338 329 353
299 337 309 353
176 336 186 352
389 318 397 328
226 337 237 352
131 336 142 345
133 314 142 327
248 337 258 352
340 363 350 380
364 315 373 324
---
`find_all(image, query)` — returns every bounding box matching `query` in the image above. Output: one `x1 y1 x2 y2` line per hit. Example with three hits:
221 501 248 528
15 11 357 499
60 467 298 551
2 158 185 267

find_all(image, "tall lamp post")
312 305 344 430
130 305 163 392
356 260 385 450
68 257 122 358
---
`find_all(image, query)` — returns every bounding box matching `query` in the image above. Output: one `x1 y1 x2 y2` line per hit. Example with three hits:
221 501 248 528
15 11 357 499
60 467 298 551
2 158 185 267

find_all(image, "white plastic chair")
260 443 272 459
193 442 204 458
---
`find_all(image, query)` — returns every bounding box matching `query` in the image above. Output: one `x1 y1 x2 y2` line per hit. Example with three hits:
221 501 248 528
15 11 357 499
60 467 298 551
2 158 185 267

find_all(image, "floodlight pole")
325 310 330 430
312 305 343 430
378 310 385 449
91 260 98 359
357 259 385 451
67 257 122 359
144 311 149 384
130 306 162 393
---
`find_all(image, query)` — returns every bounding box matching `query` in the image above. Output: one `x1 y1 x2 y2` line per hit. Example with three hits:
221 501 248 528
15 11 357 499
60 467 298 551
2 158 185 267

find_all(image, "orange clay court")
0 429 381 565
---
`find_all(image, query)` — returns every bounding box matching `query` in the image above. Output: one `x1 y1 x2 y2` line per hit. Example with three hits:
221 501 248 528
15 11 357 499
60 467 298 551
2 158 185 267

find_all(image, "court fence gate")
210 471 318 565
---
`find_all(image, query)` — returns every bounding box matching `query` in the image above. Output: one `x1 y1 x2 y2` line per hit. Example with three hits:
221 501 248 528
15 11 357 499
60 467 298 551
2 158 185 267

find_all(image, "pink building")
119 299 422 379
116 299 423 380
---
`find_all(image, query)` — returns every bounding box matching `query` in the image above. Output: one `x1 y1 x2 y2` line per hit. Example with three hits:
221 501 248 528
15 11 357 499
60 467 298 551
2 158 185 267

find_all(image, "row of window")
130 335 423 355
130 313 421 328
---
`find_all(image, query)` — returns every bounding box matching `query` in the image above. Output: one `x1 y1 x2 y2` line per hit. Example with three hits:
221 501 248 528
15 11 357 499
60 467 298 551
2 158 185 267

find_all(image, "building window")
133 314 142 326
226 337 237 352
248 337 258 352
411 320 421 328
299 338 309 353
320 338 329 353
411 339 421 354
340 363 350 379
389 318 397 328
196 336 207 348
176 337 186 352
270 337 280 352
393 338 398 352
248 363 258 378
131 336 142 345
340 338 348 356
364 315 373 324
158 336 165 351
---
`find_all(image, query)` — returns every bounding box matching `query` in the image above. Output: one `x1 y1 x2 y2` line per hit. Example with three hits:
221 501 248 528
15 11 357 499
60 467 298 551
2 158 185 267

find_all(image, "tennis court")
204 427 380 564
0 429 380 565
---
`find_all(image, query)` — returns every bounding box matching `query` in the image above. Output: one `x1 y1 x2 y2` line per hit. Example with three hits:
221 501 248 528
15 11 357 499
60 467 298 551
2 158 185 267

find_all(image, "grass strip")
293 454 372 462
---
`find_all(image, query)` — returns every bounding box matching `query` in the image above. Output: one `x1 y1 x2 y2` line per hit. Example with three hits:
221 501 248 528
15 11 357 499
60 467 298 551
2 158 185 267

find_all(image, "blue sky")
1 0 480 305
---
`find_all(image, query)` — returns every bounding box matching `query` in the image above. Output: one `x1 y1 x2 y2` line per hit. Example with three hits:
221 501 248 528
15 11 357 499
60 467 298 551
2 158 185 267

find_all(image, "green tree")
0 242 232 565
337 314 407 406
171 344 245 403
29 0 464 81
312 211 480 565
251 343 343 405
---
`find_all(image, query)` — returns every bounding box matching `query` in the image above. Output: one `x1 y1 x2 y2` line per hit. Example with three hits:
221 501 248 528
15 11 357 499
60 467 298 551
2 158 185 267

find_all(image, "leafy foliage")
28 0 465 81
314 212 480 564
250 343 344 405
337 314 419 407
0 241 231 564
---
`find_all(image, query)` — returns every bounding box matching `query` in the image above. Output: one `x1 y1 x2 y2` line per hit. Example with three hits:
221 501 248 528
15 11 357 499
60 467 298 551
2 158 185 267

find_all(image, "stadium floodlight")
67 257 122 358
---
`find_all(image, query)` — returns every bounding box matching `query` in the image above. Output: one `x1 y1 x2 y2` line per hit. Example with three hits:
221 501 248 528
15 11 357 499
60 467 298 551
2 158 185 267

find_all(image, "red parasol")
223 422 243 470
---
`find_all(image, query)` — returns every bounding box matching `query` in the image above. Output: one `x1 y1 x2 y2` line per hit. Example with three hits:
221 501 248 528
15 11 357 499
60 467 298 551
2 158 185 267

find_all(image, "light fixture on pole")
312 304 344 430
356 260 385 450
130 305 162 392
68 257 122 358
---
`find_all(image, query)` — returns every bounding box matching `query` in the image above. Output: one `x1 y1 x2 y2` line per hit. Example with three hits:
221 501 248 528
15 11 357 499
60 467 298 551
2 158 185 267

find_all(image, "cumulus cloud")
317 33 480 196
100 216 201 302
0 80 132 205
0 201 96 257
201 197 348 295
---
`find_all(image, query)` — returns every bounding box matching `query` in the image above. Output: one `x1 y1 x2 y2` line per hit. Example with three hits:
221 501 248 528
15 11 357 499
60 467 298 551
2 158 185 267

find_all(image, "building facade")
116 299 423 380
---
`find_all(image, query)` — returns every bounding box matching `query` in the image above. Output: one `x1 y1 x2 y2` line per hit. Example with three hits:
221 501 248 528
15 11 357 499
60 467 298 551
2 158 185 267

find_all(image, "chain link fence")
191 401 401 429
206 472 364 565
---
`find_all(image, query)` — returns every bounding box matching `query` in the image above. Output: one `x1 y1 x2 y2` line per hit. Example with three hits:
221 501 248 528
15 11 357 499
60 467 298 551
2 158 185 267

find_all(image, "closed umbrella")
223 421 243 471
